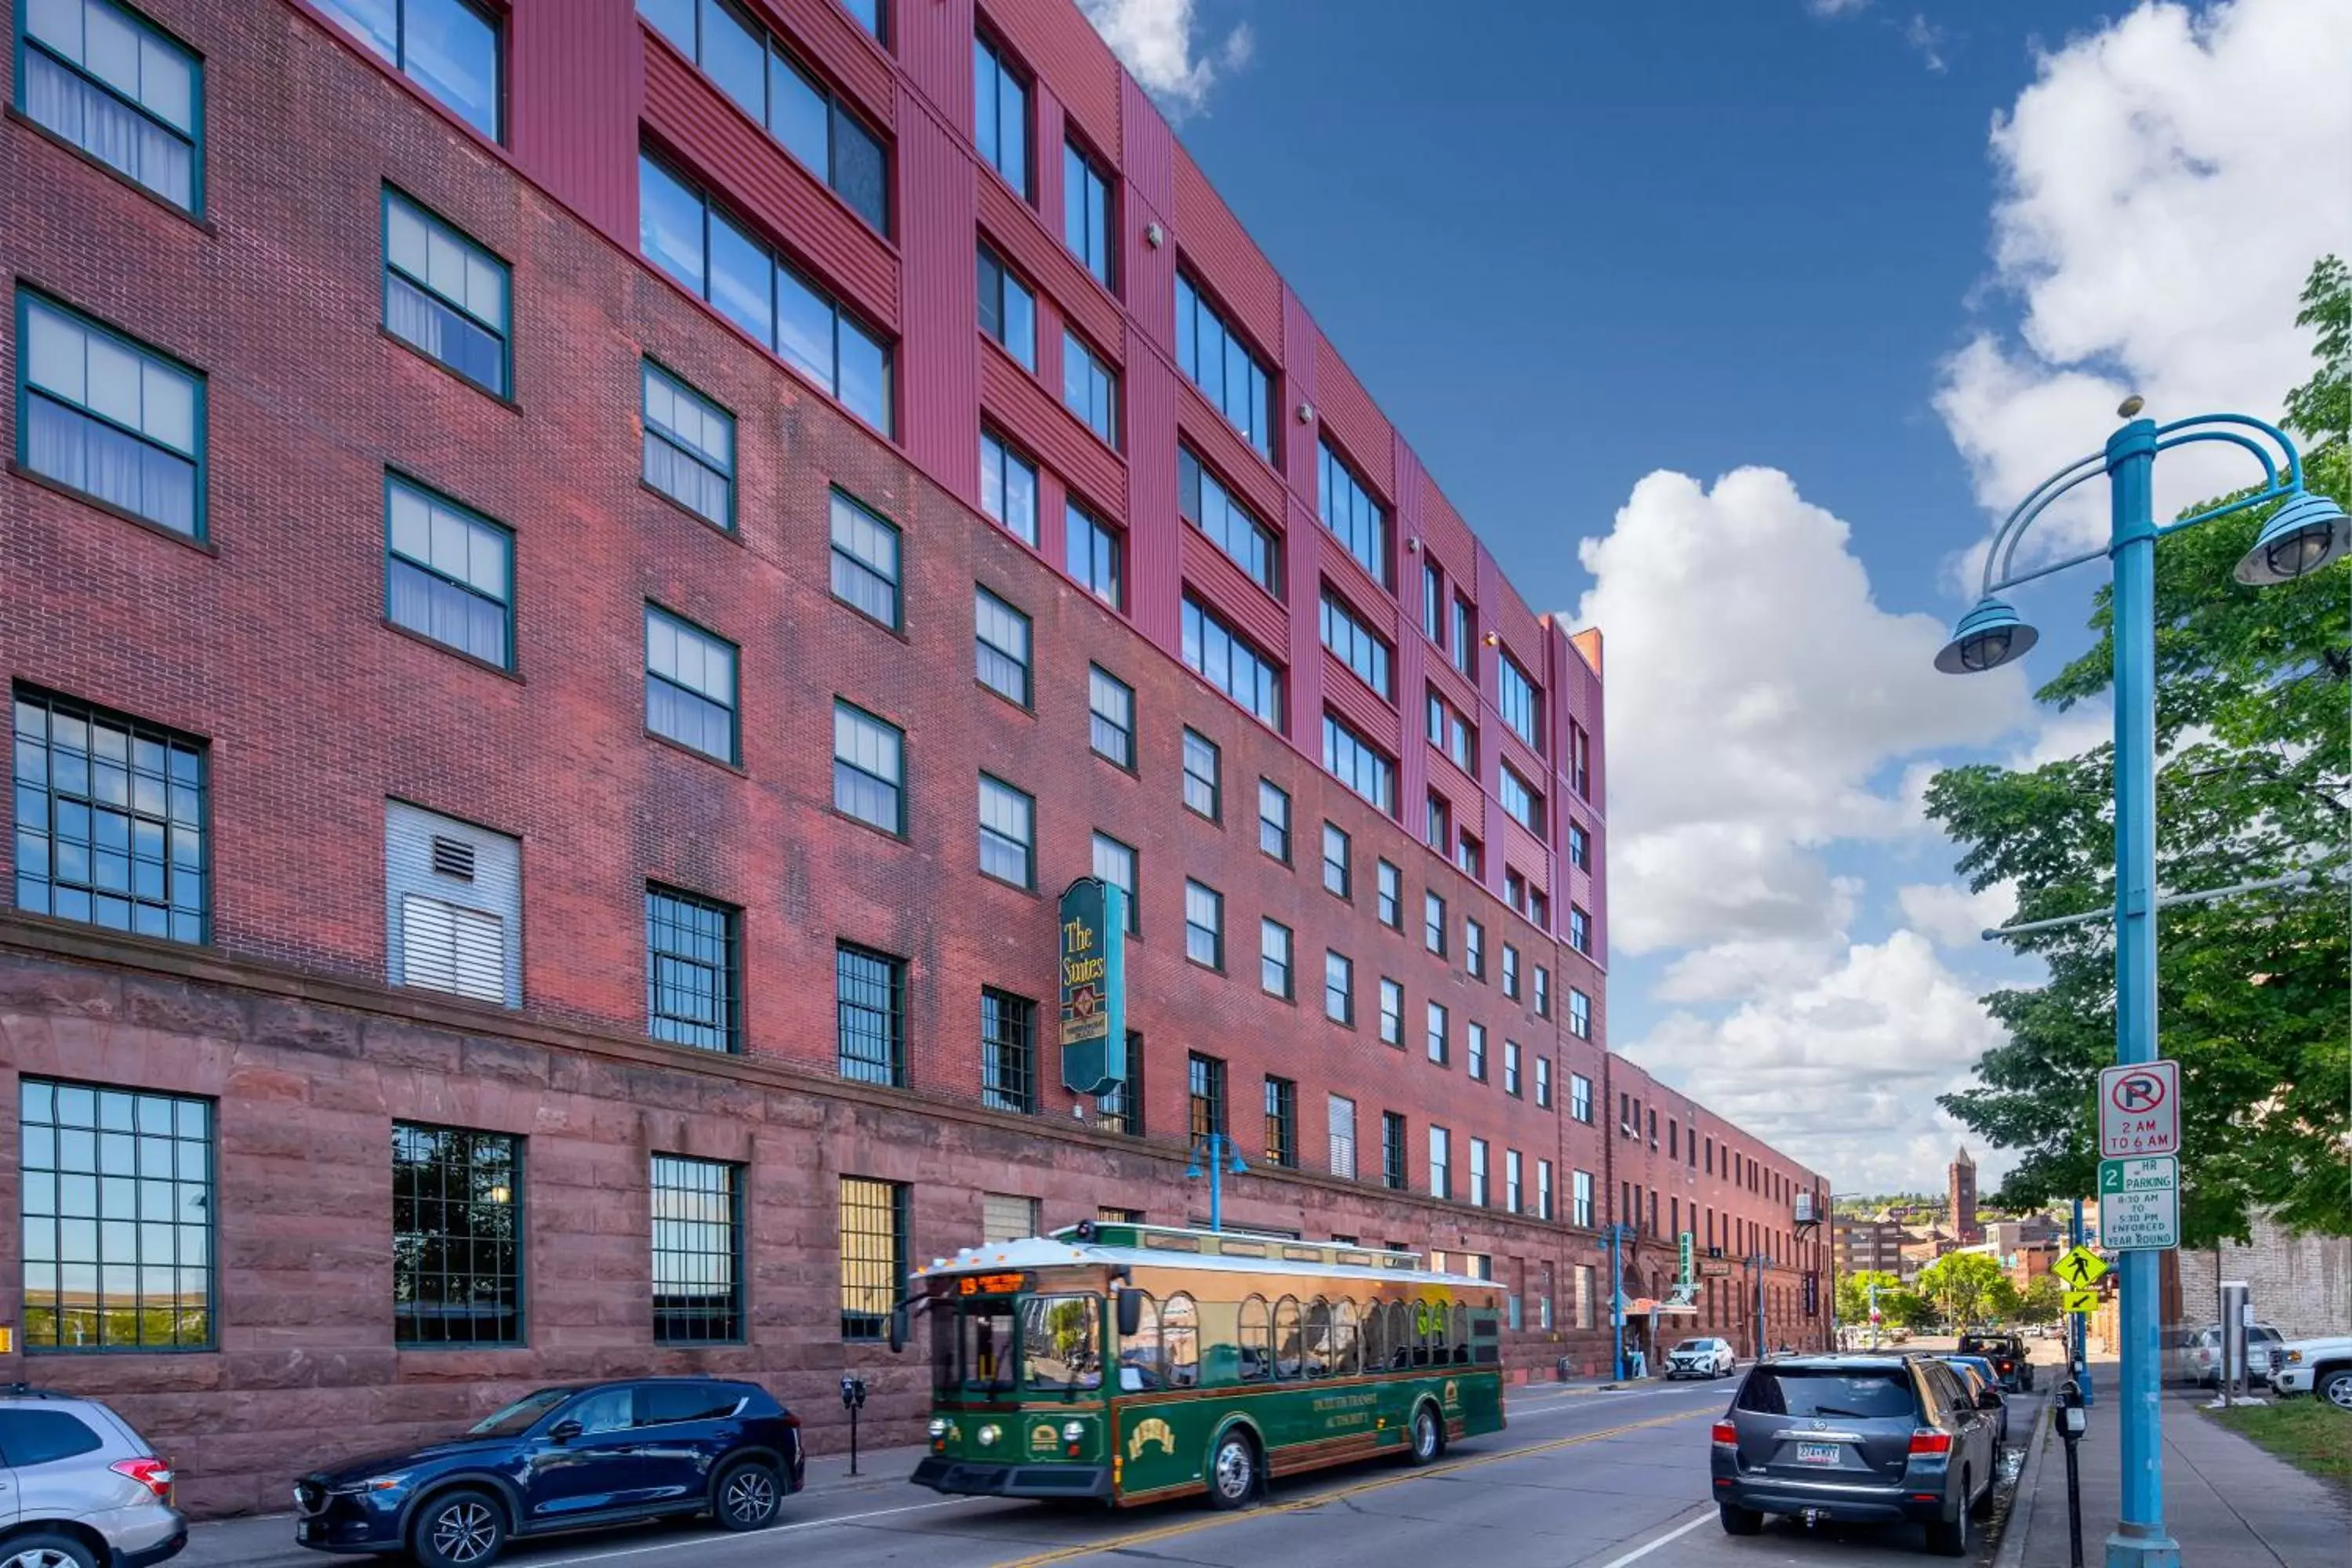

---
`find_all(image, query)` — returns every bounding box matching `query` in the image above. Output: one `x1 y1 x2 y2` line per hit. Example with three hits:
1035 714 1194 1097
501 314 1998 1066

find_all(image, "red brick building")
0 0 1822 1515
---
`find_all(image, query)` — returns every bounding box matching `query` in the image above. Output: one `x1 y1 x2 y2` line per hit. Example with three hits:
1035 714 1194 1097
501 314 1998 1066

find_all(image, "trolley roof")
910 1222 1500 1292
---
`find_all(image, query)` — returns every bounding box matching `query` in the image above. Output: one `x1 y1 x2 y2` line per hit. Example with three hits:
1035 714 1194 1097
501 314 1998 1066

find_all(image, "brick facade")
2170 1215 2352 1342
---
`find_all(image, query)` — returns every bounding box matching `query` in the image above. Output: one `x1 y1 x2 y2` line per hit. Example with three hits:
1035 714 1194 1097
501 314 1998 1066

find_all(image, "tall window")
393 1122 521 1345
1317 439 1388 586
1376 861 1401 927
640 0 887 230
1065 499 1123 608
10 688 205 942
1174 274 1271 458
652 1154 742 1343
1465 918 1485 979
17 0 200 210
1063 330 1117 447
1536 1055 1553 1109
971 34 1029 195
1062 139 1113 286
1181 729 1220 820
1378 978 1402 1045
1184 880 1223 969
1097 1030 1142 1134
644 605 738 764
1257 780 1290 862
978 775 1034 887
978 429 1039 546
1468 1139 1490 1207
1569 904 1592 955
835 942 905 1086
1500 764 1544 835
1323 713 1395 814
1328 1094 1356 1180
19 1079 212 1349
1498 655 1542 750
975 245 1035 369
980 988 1036 1113
386 476 512 669
1382 1112 1406 1190
1423 891 1446 956
1503 1038 1522 1096
1422 561 1444 645
1258 919 1292 998
1573 1169 1595 1228
829 491 900 627
1451 597 1475 677
1569 987 1592 1040
383 189 508 396
318 0 500 140
839 1176 907 1339
646 885 740 1053
1428 1126 1452 1200
1537 1159 1555 1221
16 294 202 537
1181 598 1283 728
1263 1077 1298 1167
642 361 735 528
1570 1071 1592 1123
1428 691 1475 775
1466 1021 1487 1081
1091 833 1138 935
1323 950 1353 1024
1425 1000 1448 1065
1569 821 1591 872
1319 590 1392 697
1502 944 1520 999
1187 1052 1227 1138
1505 1149 1523 1214
1570 721 1592 798
1088 667 1134 768
974 588 1032 706
639 154 891 432
832 702 904 833
1426 793 1450 853
1535 965 1552 1018
1457 833 1483 880
1322 824 1352 898
1179 448 1279 594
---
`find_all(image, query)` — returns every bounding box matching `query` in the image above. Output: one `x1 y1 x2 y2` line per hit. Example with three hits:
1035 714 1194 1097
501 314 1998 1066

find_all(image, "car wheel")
412 1488 508 1568
0 1532 100 1568
1207 1429 1258 1509
715 1457 785 1530
1719 1502 1763 1536
1406 1401 1446 1466
1926 1478 1971 1557
2318 1368 2352 1411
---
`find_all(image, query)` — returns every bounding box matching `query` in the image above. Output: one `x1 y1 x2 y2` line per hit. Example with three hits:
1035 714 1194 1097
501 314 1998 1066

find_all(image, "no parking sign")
2098 1060 2178 1159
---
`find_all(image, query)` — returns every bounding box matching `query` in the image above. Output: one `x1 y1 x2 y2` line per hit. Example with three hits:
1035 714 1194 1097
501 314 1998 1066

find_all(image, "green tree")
1883 1288 1936 1332
1926 255 2352 1243
2016 1274 2066 1326
1986 1277 2024 1323
1837 1269 1903 1327
1918 1252 2007 1331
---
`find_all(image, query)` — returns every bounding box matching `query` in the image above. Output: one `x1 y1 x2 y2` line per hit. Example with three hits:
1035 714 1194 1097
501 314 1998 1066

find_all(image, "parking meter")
2056 1378 2089 1568
841 1375 868 1475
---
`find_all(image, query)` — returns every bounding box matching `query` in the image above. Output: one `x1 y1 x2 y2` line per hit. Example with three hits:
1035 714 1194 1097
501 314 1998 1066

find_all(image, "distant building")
1948 1147 1980 1244
1835 1216 1914 1276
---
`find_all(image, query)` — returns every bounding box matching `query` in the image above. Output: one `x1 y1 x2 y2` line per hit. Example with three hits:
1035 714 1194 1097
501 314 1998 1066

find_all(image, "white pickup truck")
2268 1335 2352 1409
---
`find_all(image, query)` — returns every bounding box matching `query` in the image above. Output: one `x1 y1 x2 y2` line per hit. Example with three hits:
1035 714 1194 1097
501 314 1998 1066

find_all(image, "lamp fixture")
2234 490 2350 585
1143 221 1164 249
1296 401 1314 423
1933 597 2037 675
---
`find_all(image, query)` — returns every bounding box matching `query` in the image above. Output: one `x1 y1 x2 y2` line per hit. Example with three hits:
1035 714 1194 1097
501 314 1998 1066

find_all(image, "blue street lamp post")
1185 1133 1248 1232
1603 1223 1637 1381
1935 402 2346 1568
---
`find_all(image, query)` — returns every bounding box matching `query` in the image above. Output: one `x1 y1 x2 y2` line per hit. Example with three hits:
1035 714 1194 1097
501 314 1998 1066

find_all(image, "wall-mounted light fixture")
1144 222 1165 248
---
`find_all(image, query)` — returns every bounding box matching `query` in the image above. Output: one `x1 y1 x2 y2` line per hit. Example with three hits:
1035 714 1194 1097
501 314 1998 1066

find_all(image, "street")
187 1352 2049 1568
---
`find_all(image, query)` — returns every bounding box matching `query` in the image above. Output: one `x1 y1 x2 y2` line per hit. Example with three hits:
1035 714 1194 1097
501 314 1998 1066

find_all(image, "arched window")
1273 1296 1304 1380
1330 1298 1360 1377
1303 1297 1332 1378
1119 1291 1161 1392
1452 1302 1471 1363
1238 1294 1272 1383
1362 1297 1386 1372
1162 1292 1199 1386
1417 1298 1442 1366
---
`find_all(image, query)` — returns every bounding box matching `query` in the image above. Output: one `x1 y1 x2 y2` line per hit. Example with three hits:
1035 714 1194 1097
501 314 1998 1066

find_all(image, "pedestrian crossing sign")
2053 1246 2108 1287
2062 1288 2099 1315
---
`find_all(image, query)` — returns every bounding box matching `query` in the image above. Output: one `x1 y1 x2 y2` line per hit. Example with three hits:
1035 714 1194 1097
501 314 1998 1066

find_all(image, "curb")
1993 1396 2056 1568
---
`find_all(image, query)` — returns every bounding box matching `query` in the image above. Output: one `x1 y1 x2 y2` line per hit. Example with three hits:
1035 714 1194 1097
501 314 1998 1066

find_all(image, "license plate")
297 1523 318 1543
1795 1442 1841 1467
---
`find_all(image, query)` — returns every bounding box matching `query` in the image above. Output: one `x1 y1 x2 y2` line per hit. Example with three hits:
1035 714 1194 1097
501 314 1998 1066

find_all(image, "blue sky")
1083 0 2350 1191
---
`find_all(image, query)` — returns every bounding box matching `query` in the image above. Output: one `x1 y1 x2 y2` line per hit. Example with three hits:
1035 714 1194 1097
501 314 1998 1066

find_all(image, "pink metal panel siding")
1123 338 1183 649
1281 499 1323 746
1312 331 1390 501
895 92 981 490
1322 650 1402 759
1179 532 1287 662
982 342 1127 518
978 0 1121 159
1316 546 1396 643
1282 290 1320 498
510 0 640 245
978 172 1123 358
761 0 898 126
895 0 975 126
1172 147 1283 363
1502 818 1551 897
1178 400 1284 531
643 34 902 330
1418 474 1478 594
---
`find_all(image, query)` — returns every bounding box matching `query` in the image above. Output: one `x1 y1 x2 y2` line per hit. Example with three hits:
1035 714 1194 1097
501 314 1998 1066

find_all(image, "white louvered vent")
400 895 506 1003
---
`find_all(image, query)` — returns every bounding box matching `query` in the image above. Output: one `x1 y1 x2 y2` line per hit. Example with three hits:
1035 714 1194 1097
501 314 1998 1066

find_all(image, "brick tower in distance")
1948 1146 1980 1244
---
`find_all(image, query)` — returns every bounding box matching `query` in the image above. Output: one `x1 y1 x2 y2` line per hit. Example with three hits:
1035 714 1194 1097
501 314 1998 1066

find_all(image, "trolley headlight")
1062 1421 1085 1443
977 1425 1001 1448
927 1418 949 1439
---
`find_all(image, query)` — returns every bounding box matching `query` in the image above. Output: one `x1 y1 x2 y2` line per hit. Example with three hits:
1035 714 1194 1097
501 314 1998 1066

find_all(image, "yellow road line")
989 1407 1706 1567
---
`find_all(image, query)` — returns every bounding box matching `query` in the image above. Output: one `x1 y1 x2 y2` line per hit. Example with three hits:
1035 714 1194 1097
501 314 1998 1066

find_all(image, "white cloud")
1904 13 1950 72
1570 467 2031 971
1624 933 2009 1192
1937 0 2352 569
1807 0 1875 16
1896 880 2017 949
1077 0 1253 115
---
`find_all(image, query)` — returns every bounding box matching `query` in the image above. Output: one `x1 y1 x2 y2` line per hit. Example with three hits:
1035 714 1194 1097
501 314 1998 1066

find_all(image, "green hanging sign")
1679 1231 1695 1289
1058 877 1127 1095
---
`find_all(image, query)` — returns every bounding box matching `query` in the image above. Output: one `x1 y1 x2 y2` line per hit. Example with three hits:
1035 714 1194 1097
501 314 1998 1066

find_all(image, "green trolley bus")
898 1221 1507 1509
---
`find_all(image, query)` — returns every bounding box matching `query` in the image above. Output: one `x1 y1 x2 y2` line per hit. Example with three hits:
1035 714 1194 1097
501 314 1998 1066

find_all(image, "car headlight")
977 1425 1001 1448
1062 1421 1086 1443
928 1418 949 1439
327 1473 410 1497
2285 1351 2304 1364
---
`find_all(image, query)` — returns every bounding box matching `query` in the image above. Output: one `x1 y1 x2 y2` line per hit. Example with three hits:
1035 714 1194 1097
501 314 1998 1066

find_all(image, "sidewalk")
2003 1362 2350 1568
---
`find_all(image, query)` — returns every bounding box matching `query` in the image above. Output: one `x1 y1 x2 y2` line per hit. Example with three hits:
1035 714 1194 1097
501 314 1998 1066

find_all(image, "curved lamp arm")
1978 449 2107 597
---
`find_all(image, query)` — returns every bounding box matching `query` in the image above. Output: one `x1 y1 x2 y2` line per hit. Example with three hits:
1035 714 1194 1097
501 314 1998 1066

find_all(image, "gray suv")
1709 1353 1998 1557
0 1386 186 1568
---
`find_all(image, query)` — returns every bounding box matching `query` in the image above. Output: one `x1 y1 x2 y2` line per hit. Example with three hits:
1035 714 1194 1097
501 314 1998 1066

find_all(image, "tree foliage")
1926 256 2351 1243
2016 1274 2066 1326
1836 1269 1904 1327
1917 1251 2009 1330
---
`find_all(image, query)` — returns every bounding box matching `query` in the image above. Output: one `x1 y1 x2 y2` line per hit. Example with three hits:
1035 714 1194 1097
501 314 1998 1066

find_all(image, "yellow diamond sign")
2053 1246 2108 1288
2062 1288 2099 1315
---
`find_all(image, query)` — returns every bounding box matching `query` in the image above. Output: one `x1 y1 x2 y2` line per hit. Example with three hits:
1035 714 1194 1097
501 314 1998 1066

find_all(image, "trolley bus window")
1018 1295 1102 1393
1239 1295 1272 1383
1274 1296 1304 1379
1163 1292 1200 1386
1330 1299 1359 1376
934 1301 1018 1396
1303 1298 1331 1377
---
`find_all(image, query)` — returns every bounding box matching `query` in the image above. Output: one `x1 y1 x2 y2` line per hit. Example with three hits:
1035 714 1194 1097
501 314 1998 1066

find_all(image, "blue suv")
292 1378 803 1566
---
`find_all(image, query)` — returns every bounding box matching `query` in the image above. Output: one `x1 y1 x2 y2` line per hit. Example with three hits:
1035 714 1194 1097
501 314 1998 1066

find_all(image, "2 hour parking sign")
2098 1059 2179 1158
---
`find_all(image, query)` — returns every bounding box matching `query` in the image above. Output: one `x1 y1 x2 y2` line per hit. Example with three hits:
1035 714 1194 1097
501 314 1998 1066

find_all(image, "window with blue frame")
1181 597 1284 729
644 604 739 764
10 686 208 944
1063 139 1113 288
976 245 1035 369
16 0 201 212
383 189 510 397
1319 590 1392 699
1065 499 1123 608
638 153 892 434
1319 438 1388 587
315 0 500 142
637 0 888 233
979 428 1039 546
972 33 1029 196
16 292 203 538
1498 652 1543 750
641 361 735 528
386 475 513 670
1175 274 1272 458
1062 329 1117 448
1323 713 1394 814
1499 763 1544 835
1179 447 1279 596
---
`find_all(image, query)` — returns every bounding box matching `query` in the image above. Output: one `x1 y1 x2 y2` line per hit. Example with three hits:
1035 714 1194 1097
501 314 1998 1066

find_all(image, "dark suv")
292 1379 803 1567
1957 1332 2034 1392
1711 1353 1999 1557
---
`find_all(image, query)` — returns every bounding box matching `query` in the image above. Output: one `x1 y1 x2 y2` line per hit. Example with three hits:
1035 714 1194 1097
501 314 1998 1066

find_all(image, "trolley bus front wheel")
1207 1428 1260 1510
1405 1401 1446 1466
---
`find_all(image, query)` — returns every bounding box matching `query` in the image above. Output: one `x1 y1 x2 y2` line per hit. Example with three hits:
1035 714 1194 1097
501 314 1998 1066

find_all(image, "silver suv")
0 1386 186 1568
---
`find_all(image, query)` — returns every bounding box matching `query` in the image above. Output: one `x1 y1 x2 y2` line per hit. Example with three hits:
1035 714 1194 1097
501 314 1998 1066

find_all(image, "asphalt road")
187 1348 2053 1568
